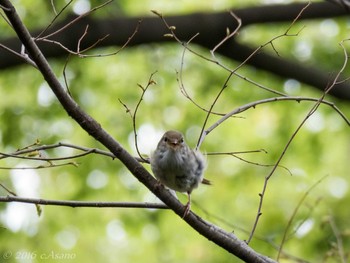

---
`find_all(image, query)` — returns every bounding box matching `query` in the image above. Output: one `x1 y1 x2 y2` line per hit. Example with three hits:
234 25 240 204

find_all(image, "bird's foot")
182 201 191 218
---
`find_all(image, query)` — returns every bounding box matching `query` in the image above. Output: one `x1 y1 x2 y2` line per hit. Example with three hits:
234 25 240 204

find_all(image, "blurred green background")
0 0 349 262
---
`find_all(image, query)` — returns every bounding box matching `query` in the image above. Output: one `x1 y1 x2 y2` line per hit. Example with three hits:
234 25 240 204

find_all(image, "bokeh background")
0 0 349 262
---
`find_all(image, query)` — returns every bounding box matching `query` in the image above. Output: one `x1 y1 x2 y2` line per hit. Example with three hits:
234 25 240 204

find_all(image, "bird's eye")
179 138 184 143
164 137 168 142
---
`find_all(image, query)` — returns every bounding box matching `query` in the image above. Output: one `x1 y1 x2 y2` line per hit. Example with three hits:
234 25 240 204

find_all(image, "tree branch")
0 195 168 209
197 96 350 148
0 1 276 262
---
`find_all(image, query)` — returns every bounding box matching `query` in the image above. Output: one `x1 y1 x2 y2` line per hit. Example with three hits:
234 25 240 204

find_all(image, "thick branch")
0 2 349 100
0 1 276 262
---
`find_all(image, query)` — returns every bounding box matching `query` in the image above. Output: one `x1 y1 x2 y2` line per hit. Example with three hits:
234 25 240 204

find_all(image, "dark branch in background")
327 0 350 11
0 1 276 262
0 2 350 100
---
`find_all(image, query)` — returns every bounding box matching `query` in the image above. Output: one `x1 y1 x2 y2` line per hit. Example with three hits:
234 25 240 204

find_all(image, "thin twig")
211 11 242 54
133 72 157 161
154 2 349 154
247 38 350 244
328 212 346 263
40 19 141 57
62 54 73 97
277 175 328 260
193 200 311 263
0 183 16 196
0 142 112 160
177 34 202 109
154 8 301 97
0 4 11 11
36 0 112 40
0 142 148 166
197 5 298 149
213 152 292 176
36 2 141 58
36 0 138 58
0 43 37 68
119 72 157 162
0 195 169 209
196 71 234 150
36 0 74 38
197 96 349 149
0 162 78 170
286 197 322 241
0 146 95 162
50 0 58 16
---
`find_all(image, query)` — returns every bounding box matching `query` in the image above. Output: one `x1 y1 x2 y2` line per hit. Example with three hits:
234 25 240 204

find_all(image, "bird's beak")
168 140 179 149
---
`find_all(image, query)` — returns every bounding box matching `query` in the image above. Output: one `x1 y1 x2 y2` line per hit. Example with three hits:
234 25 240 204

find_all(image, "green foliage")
0 1 349 263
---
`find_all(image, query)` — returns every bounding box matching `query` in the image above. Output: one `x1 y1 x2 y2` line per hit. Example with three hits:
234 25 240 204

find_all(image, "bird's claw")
182 202 191 218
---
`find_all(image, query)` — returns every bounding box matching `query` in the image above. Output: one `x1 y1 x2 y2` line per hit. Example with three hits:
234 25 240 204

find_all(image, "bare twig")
35 1 141 58
197 96 349 149
247 38 350 244
153 2 349 162
0 142 147 166
62 54 73 96
76 24 108 54
0 142 112 161
41 19 141 57
196 71 234 150
327 213 346 263
206 149 267 156
0 183 16 196
0 43 37 68
0 4 10 12
286 197 322 241
0 146 94 162
153 8 298 97
49 0 58 15
193 200 311 263
193 13 242 149
133 72 157 161
0 195 168 209
36 0 112 40
36 0 74 38
36 1 141 58
0 161 79 170
208 151 292 176
177 33 204 111
277 175 328 260
119 72 157 162
0 1 130 67
211 11 242 54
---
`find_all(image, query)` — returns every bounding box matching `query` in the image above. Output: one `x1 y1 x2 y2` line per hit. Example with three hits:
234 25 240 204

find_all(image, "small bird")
150 130 210 217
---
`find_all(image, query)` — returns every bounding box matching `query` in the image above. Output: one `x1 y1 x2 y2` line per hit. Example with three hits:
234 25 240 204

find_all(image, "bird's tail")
201 178 212 185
